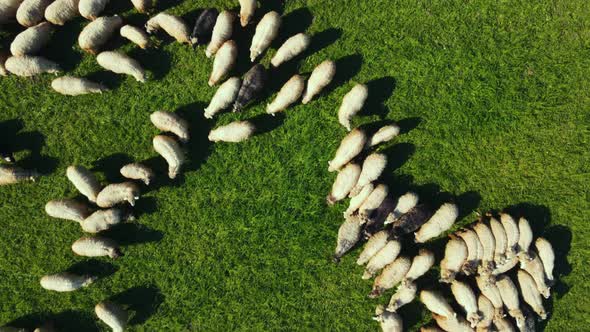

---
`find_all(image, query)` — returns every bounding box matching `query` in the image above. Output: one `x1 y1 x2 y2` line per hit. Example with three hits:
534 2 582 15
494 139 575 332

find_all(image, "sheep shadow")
397 117 422 135
66 259 119 280
306 28 342 57
44 20 84 71
92 152 134 183
86 70 125 90
6 310 100 332
322 54 363 97
102 222 163 246
175 102 214 173
364 76 397 118
1 127 59 175
129 47 173 80
274 7 313 47
259 0 286 15
249 112 286 137
108 285 165 325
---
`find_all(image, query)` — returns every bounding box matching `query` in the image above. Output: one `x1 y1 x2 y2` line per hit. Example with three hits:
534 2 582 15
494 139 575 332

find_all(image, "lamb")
206 10 233 58
40 272 96 292
368 125 400 148
327 128 366 172
238 0 256 27
495 275 526 328
66 165 102 202
5 56 60 76
403 249 435 283
0 0 23 23
535 237 555 284
95 301 128 332
362 239 402 279
120 24 151 49
96 182 140 207
16 0 51 26
72 236 123 258
80 208 134 233
326 163 361 205
79 0 110 20
271 33 310 67
208 40 237 86
373 306 403 332
130 0 152 13
266 74 305 115
386 281 417 312
0 165 39 185
97 51 146 82
120 163 154 185
356 229 388 265
351 153 387 195
358 184 388 218
338 83 368 131
370 256 411 298
384 192 419 224
440 234 467 283
45 199 91 222
414 203 458 243
146 12 191 44
344 183 374 218
333 215 362 263
150 111 190 143
153 134 185 178
249 11 281 62
232 64 267 112
190 8 218 45
208 121 255 143
451 280 482 328
52 76 108 95
78 15 123 54
302 60 336 104
204 77 241 119
44 0 80 25
517 269 547 320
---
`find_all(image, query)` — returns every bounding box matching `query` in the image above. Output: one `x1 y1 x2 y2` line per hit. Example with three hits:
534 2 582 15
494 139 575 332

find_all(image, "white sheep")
302 60 336 104
153 135 185 179
78 15 123 54
72 236 122 258
271 33 310 67
344 183 374 218
384 192 419 225
95 301 128 332
472 221 496 275
500 213 519 259
0 0 23 23
517 217 533 261
80 208 133 233
475 275 504 318
370 256 411 298
451 280 482 328
208 120 255 143
414 203 459 243
476 295 494 331
327 128 366 172
16 0 51 26
66 165 102 202
521 251 551 298
206 10 234 58
386 281 417 312
10 21 53 56
40 272 96 292
517 269 547 320
45 199 91 222
439 235 467 283
0 165 38 185
373 306 403 332
5 55 60 76
120 24 150 49
496 275 526 328
368 125 400 148
419 290 456 318
208 40 237 86
96 182 140 207
363 240 402 280
351 153 387 195
326 163 361 205
79 0 109 20
238 0 256 27
333 215 362 263
266 74 305 115
52 76 108 95
535 237 555 284
249 11 281 62
120 163 154 185
44 0 80 25
338 83 368 131
404 249 435 282
356 229 388 266
146 12 190 44
150 111 189 143
358 184 388 219
96 51 146 82
130 0 151 13
489 216 507 265
204 77 241 119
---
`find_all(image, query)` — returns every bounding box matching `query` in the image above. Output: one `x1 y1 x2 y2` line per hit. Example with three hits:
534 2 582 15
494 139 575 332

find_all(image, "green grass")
1 0 588 330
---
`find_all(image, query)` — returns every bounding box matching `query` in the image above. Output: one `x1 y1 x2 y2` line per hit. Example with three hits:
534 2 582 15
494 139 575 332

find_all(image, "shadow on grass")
306 28 342 57
129 47 173 81
0 119 58 174
321 54 363 97
102 222 163 246
7 310 100 332
364 76 397 118
66 259 119 279
92 152 134 183
109 285 165 325
275 7 313 47
45 20 84 71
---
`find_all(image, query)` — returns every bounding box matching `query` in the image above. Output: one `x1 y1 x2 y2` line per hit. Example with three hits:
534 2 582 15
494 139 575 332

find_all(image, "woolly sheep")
363 197 396 239
204 77 241 119
238 0 256 27
492 255 518 275
493 316 516 332
358 184 388 218
475 275 504 318
150 110 189 143
302 60 336 104
351 153 386 195
328 128 366 172
45 0 80 25
205 10 233 58
521 251 550 298
432 314 473 332
472 221 496 275
249 11 280 62
373 306 403 332
386 281 417 312
72 236 123 258
96 181 140 207
266 74 305 115
363 240 402 280
496 275 526 328
79 0 109 20
517 269 547 320
52 76 107 95
271 33 310 67
451 280 482 328
10 21 53 56
440 234 467 283
344 183 374 218
80 208 133 233
120 163 154 185
232 64 267 112
5 55 60 76
78 15 123 54
517 217 533 261
338 83 368 131
130 0 151 13
66 165 102 202
415 203 458 243
97 51 146 82
120 24 150 49
16 0 51 26
0 0 23 23
0 165 38 185
153 134 185 178
326 163 361 205
333 215 362 263
146 12 190 44
500 213 519 259
95 301 128 332
40 272 96 292
45 199 91 222
368 125 400 148
535 237 555 284
370 256 411 298
419 290 456 318
208 40 237 86
476 294 494 332
456 228 481 275
208 120 255 143
356 229 388 265
489 216 507 265
385 192 419 225
190 8 218 45
404 249 435 282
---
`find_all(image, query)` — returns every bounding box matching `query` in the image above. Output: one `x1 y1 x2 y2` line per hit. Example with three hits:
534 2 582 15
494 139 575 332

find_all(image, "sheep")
0 52 9 76
489 216 507 265
363 197 396 239
80 208 134 233
208 120 255 143
66 165 102 202
495 275 526 328
52 76 107 95
40 272 96 292
232 64 267 112
492 255 518 275
521 251 550 298
0 0 23 23
5 55 60 76
45 199 91 222
208 40 237 86
419 325 444 332
120 24 150 49
362 239 402 280
500 213 519 259
386 281 417 313
150 110 189 143
190 8 218 45
327 128 366 172
373 306 403 332
16 0 51 26
238 0 256 27
326 163 361 205
0 165 38 185
419 290 456 318
153 134 185 178
96 182 140 207
13 21 53 56
333 214 362 263
266 74 305 115
130 0 151 13
350 153 386 195
439 234 467 283
432 314 474 332
338 83 368 131
249 11 281 62
206 10 233 58
475 275 504 318
451 280 482 328
492 316 516 332
370 256 411 298
404 249 435 283
456 228 482 275
120 163 154 185
368 125 400 148
204 77 241 119
358 184 388 219
78 15 123 54
415 203 459 243
356 229 388 265
344 183 374 218
95 301 128 332
517 217 533 261
517 269 547 320
302 60 336 104
72 236 122 258
146 12 190 44
535 237 555 284
45 0 80 25
476 294 494 332
391 204 434 236
384 192 419 225
97 51 146 82
271 33 310 67
79 0 109 20
472 221 496 276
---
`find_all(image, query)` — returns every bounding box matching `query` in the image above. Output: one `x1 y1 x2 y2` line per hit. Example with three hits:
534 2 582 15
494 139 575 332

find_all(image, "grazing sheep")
11 22 54 56
451 280 482 328
333 214 362 263
238 0 256 27
344 183 373 217
80 208 133 233
232 64 267 112
45 0 80 25
204 77 241 119
52 76 107 95
302 60 336 104
440 234 467 283
521 251 550 298
327 128 366 172
356 229 388 265
338 83 368 131
0 0 23 23
517 269 547 320
373 306 403 332
153 134 185 178
386 281 417 312
78 15 123 54
45 199 91 222
362 240 402 279
120 163 154 185
456 228 482 275
419 290 456 318
358 184 388 218
95 301 128 332
493 316 516 332
5 55 60 76
120 24 150 49
517 217 533 261
368 125 400 148
495 275 526 328
0 165 38 185
326 163 361 205
404 249 435 282
266 74 305 115
66 165 102 202
249 11 281 62
206 10 233 57
208 40 237 86
500 213 519 259
489 216 507 265
370 256 411 298
351 153 386 195
271 33 310 67
535 237 555 284
385 192 419 225
0 52 9 76
72 236 122 258
492 255 518 275
475 275 504 318
432 314 473 332
16 0 51 26
476 294 494 332
130 0 151 13
40 272 96 292
415 203 458 243
472 221 496 276
146 12 190 44
208 120 255 143
96 182 140 207
97 51 146 82
150 110 189 143
79 0 109 20
190 8 218 45
391 204 433 236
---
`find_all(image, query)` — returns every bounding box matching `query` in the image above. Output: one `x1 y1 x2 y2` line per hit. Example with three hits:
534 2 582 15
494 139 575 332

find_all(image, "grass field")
1 0 589 330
